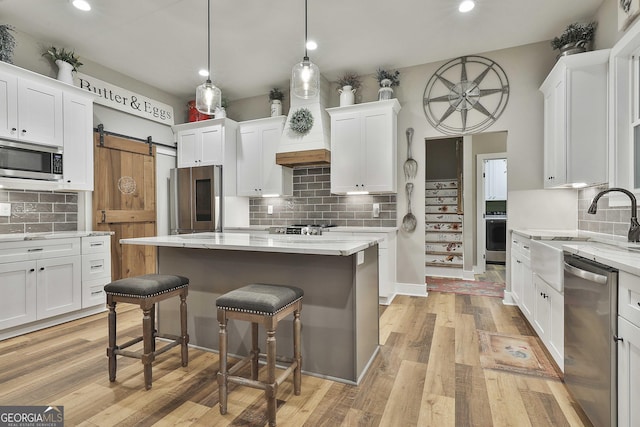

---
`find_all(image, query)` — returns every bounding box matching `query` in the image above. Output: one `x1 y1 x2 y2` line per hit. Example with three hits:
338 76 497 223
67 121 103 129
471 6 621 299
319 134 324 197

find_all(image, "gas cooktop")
269 224 337 235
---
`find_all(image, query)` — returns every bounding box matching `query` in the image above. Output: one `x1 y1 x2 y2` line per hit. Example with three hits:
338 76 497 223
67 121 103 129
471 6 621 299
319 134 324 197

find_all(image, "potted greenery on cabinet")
42 46 83 84
337 72 361 106
551 21 596 58
269 88 284 116
0 25 16 64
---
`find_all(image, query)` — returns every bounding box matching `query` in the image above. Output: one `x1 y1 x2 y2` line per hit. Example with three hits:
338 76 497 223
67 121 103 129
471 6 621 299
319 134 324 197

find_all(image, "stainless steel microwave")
0 140 63 181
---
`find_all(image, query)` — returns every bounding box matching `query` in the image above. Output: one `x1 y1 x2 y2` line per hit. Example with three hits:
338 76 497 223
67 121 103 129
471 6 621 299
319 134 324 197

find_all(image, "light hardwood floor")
0 291 590 426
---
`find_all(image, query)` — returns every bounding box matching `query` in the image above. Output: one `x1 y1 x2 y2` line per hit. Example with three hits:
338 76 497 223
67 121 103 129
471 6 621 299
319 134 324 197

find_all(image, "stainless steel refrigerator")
169 165 223 234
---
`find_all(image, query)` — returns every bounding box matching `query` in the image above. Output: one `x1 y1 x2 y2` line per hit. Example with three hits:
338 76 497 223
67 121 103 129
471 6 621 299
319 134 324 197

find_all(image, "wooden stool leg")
180 292 189 367
150 303 156 353
293 310 302 395
251 322 259 380
142 307 155 390
217 313 228 415
107 300 117 382
266 329 277 427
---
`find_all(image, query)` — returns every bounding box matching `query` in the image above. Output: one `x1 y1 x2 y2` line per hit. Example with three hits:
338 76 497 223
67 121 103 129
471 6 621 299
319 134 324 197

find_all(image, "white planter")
55 59 74 84
270 100 282 117
339 85 356 106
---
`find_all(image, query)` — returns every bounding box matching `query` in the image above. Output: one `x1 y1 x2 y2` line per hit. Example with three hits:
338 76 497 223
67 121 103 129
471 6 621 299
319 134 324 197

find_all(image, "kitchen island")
120 232 381 384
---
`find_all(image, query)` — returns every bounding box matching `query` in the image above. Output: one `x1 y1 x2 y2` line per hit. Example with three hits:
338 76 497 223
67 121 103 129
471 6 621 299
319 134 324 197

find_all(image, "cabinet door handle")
21 129 26 134
637 302 640 307
11 127 16 132
28 248 44 252
523 245 529 249
39 267 45 271
29 268 35 272
613 335 624 343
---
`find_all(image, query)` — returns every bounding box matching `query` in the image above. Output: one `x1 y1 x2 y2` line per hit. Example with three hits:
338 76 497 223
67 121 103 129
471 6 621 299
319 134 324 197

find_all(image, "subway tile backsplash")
578 185 639 238
0 189 78 234
249 166 397 227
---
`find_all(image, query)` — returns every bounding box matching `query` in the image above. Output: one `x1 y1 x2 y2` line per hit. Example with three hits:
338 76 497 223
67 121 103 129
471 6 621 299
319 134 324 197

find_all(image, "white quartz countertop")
120 232 382 256
224 226 398 234
513 228 640 275
0 230 113 243
563 242 640 276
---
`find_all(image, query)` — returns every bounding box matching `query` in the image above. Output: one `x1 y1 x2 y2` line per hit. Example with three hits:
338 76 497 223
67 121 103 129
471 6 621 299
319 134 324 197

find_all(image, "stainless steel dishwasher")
564 253 618 427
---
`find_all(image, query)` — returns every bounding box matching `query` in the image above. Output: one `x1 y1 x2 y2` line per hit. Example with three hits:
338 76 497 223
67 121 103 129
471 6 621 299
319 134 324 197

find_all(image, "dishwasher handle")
564 262 608 285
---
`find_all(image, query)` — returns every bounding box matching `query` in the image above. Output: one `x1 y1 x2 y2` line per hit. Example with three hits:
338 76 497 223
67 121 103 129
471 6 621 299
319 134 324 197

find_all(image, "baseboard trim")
395 282 427 298
502 291 516 305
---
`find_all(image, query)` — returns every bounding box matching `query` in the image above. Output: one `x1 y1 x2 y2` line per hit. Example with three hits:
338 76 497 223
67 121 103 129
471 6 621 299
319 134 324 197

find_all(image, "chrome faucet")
588 187 640 242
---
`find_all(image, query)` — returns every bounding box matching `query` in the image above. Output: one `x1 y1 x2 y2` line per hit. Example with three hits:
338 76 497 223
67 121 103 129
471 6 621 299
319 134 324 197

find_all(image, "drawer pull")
523 245 530 249
90 242 103 247
91 290 103 296
637 302 640 307
91 264 103 269
28 248 44 252
613 335 624 343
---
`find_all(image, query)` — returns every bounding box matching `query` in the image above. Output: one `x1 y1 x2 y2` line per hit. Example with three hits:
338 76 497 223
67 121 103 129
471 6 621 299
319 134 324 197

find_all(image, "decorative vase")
378 78 394 101
55 59 74 84
214 106 227 118
338 85 356 106
556 40 588 59
270 99 282 117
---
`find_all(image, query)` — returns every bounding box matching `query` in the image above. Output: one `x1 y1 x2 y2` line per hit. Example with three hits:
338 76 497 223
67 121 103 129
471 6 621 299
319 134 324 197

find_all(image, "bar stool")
105 274 189 390
216 284 303 427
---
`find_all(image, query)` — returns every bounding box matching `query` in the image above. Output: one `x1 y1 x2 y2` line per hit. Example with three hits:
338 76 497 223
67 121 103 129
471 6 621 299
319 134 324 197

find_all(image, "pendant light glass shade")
292 0 319 99
196 0 221 114
292 57 319 99
196 80 221 114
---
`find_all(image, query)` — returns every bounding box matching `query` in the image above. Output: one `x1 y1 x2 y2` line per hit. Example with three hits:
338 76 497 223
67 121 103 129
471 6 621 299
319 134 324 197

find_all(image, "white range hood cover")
277 74 331 160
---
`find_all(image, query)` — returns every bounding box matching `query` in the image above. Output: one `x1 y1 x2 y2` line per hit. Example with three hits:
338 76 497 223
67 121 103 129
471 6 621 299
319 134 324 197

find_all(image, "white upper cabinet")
237 116 292 197
0 68 64 147
173 118 238 196
327 99 400 194
539 49 609 188
484 158 507 200
610 20 640 205
62 92 94 191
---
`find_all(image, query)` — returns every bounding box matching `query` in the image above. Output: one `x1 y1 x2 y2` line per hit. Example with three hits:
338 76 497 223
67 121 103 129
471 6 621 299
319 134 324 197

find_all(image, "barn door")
92 131 157 280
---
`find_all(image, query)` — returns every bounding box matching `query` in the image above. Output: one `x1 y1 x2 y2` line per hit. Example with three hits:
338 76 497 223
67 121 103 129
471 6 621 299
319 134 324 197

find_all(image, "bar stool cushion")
105 274 189 298
216 284 304 315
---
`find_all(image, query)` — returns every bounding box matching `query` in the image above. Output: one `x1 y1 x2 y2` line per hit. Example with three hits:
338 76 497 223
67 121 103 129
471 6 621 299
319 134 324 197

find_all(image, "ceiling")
0 0 604 102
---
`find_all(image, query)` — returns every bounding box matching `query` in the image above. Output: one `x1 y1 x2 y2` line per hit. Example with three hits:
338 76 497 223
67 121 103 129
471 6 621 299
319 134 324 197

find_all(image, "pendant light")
196 0 221 114
291 0 319 99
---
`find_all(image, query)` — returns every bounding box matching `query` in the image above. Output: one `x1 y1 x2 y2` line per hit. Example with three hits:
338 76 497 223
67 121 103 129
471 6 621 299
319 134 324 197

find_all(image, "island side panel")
355 245 380 380
155 246 379 384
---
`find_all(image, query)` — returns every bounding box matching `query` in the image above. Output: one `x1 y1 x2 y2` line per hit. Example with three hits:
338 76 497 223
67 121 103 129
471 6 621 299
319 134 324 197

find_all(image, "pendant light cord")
304 0 308 59
206 0 211 83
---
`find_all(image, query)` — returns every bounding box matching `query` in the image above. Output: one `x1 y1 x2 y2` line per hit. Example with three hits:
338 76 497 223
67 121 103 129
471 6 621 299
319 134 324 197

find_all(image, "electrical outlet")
372 203 380 218
267 205 273 215
0 202 11 217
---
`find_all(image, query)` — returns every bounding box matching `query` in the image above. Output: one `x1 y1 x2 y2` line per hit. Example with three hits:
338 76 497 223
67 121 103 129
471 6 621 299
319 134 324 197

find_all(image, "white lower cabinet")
618 271 640 427
533 274 564 370
0 260 37 329
0 234 111 339
511 233 564 370
36 255 81 319
0 239 81 329
81 235 112 308
329 229 397 304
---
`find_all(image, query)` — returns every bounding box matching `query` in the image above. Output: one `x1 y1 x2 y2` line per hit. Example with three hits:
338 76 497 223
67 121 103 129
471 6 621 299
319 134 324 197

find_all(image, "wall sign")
75 73 174 125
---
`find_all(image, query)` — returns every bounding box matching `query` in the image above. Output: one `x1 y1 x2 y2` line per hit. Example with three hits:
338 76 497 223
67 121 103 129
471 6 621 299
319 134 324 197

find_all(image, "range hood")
276 75 331 167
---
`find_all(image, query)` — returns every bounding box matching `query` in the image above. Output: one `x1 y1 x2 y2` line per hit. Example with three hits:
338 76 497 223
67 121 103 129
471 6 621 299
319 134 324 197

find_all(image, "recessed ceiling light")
199 69 209 77
459 0 475 13
71 0 91 11
306 40 317 51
